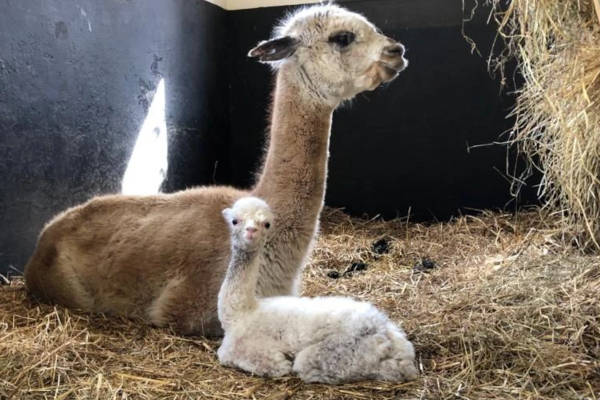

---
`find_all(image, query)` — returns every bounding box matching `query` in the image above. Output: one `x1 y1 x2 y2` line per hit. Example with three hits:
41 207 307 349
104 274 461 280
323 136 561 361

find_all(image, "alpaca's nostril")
384 44 405 57
246 227 258 233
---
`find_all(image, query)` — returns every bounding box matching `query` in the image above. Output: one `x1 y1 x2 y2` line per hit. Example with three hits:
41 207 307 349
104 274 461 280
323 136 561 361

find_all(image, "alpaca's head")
248 4 407 105
223 197 274 250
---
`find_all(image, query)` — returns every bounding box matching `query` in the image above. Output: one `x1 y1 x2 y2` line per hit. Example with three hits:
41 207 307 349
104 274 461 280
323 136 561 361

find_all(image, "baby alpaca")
217 197 418 384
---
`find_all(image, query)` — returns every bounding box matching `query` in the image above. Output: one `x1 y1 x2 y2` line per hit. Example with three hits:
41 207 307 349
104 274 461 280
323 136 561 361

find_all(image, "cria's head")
222 197 274 249
248 4 408 104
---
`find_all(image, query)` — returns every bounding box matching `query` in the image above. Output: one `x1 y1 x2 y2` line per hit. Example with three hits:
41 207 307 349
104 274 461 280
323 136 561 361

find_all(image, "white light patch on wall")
122 78 168 195
203 0 321 10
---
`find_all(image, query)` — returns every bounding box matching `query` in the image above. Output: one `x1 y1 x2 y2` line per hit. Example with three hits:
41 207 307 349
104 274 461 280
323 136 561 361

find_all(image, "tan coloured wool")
24 4 408 336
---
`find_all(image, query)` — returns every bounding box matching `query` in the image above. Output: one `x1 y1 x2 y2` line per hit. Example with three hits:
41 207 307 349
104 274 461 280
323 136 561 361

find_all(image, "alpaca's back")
25 186 246 335
250 295 398 347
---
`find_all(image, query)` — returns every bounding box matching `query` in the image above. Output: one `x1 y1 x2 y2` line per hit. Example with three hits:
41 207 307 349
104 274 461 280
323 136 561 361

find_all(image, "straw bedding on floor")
1 207 599 399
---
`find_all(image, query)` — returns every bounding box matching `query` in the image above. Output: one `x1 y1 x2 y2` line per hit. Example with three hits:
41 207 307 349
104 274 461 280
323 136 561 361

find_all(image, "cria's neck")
230 243 260 262
218 241 262 328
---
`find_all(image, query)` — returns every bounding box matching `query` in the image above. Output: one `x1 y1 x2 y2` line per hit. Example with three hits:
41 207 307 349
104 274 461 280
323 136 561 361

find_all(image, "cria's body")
218 197 417 384
219 295 417 383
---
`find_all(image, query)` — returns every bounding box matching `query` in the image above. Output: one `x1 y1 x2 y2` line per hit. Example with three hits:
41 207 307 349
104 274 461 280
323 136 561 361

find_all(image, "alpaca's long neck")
251 65 335 297
253 65 334 241
217 244 260 331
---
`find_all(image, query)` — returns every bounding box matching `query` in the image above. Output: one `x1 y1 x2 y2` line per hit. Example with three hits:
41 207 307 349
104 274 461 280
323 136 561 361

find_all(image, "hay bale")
2 208 598 399
486 0 600 249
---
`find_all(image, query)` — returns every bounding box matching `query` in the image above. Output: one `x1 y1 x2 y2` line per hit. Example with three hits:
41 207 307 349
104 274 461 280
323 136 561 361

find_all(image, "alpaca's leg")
377 358 419 381
385 322 415 359
292 335 364 383
147 276 222 337
377 323 418 381
218 337 292 377
24 240 95 311
237 349 292 377
292 342 335 383
293 329 416 383
35 262 94 310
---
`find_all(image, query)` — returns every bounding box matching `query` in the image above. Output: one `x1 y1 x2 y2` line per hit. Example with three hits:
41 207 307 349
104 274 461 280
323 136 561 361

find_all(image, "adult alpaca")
24 4 408 336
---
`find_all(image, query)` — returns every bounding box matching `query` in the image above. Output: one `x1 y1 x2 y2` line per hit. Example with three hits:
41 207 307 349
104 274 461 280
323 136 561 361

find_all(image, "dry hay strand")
1 208 600 399
486 0 600 250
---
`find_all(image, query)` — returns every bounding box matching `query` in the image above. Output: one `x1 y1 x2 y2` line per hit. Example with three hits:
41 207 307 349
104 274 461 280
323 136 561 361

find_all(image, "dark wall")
0 0 229 274
227 0 537 219
0 0 536 274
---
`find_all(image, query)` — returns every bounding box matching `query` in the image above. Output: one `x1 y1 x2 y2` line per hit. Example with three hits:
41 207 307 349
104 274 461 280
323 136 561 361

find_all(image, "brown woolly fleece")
24 4 407 336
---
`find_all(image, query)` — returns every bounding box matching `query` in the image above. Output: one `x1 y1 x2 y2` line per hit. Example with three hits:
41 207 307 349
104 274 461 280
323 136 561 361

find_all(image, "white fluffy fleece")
217 197 418 384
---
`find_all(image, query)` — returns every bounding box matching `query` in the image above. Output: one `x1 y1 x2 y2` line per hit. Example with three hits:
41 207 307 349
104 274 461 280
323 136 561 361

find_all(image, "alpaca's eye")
232 219 238 225
264 222 271 229
328 31 356 48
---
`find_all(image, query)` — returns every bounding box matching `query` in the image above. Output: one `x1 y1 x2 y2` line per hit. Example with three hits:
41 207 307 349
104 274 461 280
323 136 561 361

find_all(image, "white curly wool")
218 197 418 383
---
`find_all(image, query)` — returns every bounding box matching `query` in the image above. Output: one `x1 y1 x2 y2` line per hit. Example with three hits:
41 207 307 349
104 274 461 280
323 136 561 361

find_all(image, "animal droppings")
371 237 391 255
327 270 341 279
2 207 598 398
413 258 437 273
344 262 368 277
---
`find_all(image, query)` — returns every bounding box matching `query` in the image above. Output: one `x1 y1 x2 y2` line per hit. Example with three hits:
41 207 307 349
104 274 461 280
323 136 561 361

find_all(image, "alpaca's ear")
222 208 232 221
248 36 300 62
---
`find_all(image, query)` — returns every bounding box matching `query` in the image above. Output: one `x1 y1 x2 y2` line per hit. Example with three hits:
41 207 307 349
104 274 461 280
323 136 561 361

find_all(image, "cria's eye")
328 31 356 48
232 219 238 225
264 222 271 229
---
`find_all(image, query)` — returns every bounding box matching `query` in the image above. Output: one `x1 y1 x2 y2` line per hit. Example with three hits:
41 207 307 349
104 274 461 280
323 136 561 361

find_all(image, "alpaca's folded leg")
292 336 359 384
293 329 417 383
238 349 292 377
378 358 419 382
379 323 418 381
218 338 292 377
291 342 331 383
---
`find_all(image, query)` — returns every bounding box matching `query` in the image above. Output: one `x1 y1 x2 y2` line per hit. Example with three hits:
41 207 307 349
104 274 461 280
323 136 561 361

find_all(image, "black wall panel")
227 0 537 219
0 0 229 274
0 0 536 274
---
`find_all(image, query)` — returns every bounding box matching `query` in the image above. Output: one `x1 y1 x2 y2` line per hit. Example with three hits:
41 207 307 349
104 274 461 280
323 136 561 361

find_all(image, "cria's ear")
222 208 232 221
248 36 300 62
